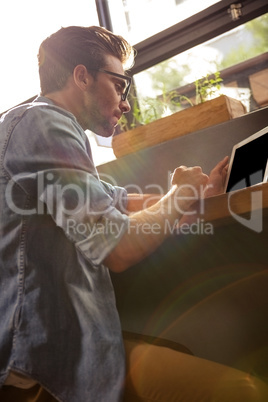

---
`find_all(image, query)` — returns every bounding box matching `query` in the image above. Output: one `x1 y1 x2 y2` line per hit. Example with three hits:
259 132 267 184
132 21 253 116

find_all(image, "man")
0 26 267 402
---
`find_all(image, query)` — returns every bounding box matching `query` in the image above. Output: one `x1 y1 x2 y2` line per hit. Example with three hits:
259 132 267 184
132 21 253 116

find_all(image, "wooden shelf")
112 96 246 158
190 182 268 227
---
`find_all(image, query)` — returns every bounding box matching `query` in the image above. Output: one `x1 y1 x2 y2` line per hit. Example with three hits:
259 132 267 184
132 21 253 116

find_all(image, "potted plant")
112 73 246 158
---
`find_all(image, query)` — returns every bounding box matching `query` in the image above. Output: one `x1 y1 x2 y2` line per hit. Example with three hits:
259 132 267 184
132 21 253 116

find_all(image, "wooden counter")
111 184 268 378
190 182 268 227
97 108 268 378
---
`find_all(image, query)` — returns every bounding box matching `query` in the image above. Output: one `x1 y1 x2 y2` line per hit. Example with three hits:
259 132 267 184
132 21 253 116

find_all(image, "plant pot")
112 95 246 158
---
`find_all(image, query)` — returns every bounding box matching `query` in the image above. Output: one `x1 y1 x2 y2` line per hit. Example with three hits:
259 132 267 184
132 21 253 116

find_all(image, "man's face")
82 56 131 137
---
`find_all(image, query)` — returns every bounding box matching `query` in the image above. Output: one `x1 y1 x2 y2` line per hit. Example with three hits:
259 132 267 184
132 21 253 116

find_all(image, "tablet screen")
225 128 268 193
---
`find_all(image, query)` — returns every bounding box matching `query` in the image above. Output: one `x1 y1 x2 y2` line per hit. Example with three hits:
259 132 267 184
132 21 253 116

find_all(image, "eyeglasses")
91 68 132 101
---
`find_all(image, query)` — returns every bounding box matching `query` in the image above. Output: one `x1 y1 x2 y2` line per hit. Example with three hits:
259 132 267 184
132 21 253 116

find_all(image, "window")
94 1 268 164
108 0 221 44
0 0 98 113
133 14 268 116
1 0 267 166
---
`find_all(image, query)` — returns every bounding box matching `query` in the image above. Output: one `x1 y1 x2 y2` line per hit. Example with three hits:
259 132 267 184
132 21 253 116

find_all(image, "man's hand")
204 156 229 198
171 165 209 196
176 158 228 228
105 165 209 272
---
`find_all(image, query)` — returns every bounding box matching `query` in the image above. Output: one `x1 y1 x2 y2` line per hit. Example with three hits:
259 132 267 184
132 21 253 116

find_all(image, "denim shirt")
0 97 129 401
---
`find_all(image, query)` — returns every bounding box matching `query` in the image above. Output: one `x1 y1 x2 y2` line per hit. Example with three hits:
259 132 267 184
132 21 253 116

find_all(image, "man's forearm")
104 186 195 272
126 193 163 213
104 166 208 273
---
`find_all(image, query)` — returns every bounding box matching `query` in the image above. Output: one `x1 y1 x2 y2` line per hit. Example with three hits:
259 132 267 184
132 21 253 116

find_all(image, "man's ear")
73 65 92 90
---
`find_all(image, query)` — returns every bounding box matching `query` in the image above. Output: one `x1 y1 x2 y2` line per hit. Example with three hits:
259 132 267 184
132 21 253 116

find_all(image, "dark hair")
38 26 135 95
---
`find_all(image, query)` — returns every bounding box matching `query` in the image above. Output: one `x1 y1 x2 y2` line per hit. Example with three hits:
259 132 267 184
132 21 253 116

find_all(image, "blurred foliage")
119 89 187 131
218 14 268 69
195 72 223 103
119 72 223 131
120 14 267 131
147 58 191 93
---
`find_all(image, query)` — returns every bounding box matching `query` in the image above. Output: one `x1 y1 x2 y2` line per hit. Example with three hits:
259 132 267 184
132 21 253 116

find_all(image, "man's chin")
92 126 115 138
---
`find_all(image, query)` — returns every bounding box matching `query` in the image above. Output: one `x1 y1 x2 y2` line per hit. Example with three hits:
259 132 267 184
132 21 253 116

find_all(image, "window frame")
1 0 267 117
96 0 268 75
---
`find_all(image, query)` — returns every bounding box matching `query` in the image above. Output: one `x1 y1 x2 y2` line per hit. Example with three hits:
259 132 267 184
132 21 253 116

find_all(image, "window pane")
108 0 221 44
0 0 99 113
132 14 268 120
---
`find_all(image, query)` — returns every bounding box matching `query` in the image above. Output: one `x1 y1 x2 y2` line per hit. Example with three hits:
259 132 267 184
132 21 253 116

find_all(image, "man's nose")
120 99 131 113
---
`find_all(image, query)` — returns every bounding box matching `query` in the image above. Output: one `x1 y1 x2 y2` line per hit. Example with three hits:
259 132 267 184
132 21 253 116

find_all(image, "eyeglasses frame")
89 68 132 101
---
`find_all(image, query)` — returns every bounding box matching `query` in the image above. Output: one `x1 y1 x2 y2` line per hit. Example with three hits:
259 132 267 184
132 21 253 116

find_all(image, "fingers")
217 156 229 184
214 156 229 173
221 155 229 165
171 166 209 196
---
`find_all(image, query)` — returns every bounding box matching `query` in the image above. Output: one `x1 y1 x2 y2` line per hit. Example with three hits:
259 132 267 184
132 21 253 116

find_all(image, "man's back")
0 99 127 401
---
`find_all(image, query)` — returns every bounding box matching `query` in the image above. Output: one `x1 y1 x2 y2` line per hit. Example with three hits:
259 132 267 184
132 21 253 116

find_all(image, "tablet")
224 126 268 193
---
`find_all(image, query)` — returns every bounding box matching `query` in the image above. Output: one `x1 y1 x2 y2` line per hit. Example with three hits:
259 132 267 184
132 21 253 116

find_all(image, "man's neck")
45 87 86 129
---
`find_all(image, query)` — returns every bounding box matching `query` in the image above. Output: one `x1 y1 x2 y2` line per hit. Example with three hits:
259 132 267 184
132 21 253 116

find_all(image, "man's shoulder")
0 96 86 152
1 96 76 125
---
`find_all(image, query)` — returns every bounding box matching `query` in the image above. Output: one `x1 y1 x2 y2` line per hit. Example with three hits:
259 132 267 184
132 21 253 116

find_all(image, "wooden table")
111 184 268 378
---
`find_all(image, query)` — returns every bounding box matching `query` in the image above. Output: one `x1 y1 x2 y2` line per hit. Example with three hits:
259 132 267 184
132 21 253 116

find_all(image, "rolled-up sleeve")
39 169 129 266
100 180 128 214
4 103 130 266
